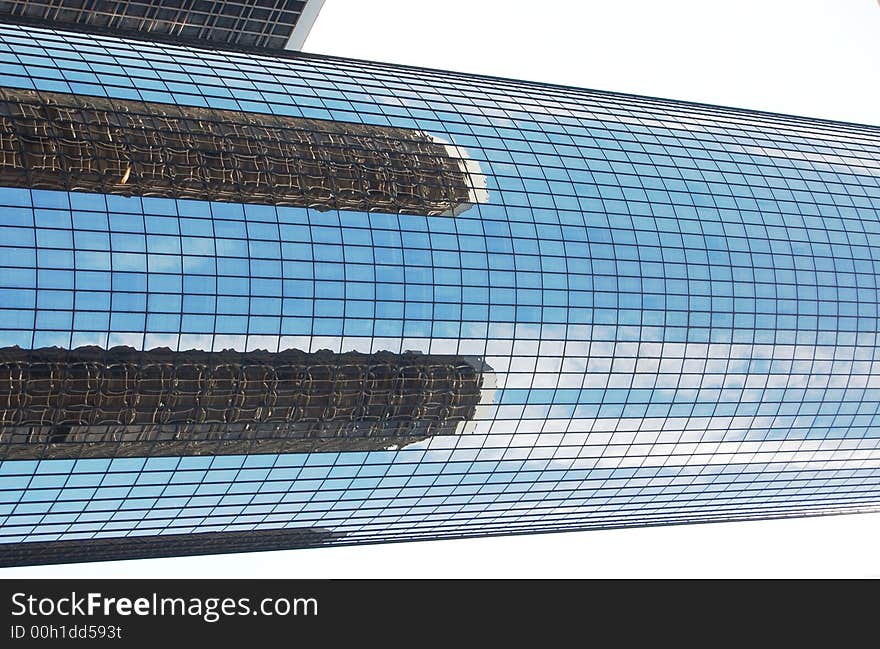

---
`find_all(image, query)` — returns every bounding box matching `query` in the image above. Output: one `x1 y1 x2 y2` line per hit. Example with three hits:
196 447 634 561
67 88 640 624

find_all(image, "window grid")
0 23 879 556
0 0 308 49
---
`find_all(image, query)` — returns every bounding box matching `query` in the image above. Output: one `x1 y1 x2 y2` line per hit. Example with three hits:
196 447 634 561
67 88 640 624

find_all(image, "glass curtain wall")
1 23 880 554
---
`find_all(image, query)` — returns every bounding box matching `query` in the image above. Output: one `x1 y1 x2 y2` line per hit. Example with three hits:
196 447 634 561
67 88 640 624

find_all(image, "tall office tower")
1 4 880 567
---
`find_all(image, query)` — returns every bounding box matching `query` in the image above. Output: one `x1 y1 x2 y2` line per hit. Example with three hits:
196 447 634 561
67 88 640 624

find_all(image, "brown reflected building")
0 346 491 460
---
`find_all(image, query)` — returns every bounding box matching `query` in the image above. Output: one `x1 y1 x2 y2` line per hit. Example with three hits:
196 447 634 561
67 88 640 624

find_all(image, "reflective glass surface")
1 23 880 549
0 0 311 50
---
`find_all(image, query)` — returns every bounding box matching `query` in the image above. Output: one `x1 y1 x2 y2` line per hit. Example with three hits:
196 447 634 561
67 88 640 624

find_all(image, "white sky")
306 0 880 126
4 0 880 578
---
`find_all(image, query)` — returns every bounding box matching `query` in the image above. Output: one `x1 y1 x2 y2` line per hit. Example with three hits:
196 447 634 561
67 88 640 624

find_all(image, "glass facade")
2 22 880 561
0 0 314 50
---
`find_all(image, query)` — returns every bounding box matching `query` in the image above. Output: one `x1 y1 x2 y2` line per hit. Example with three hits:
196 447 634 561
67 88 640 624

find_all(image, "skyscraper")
1 3 880 567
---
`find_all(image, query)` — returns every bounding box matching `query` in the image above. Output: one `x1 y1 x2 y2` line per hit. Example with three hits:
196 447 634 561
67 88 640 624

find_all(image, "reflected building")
0 345 492 459
1 2 880 566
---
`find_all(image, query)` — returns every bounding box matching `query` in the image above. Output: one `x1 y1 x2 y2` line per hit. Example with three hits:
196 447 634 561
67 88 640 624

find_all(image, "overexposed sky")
5 513 880 579
306 0 880 125
4 0 880 579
